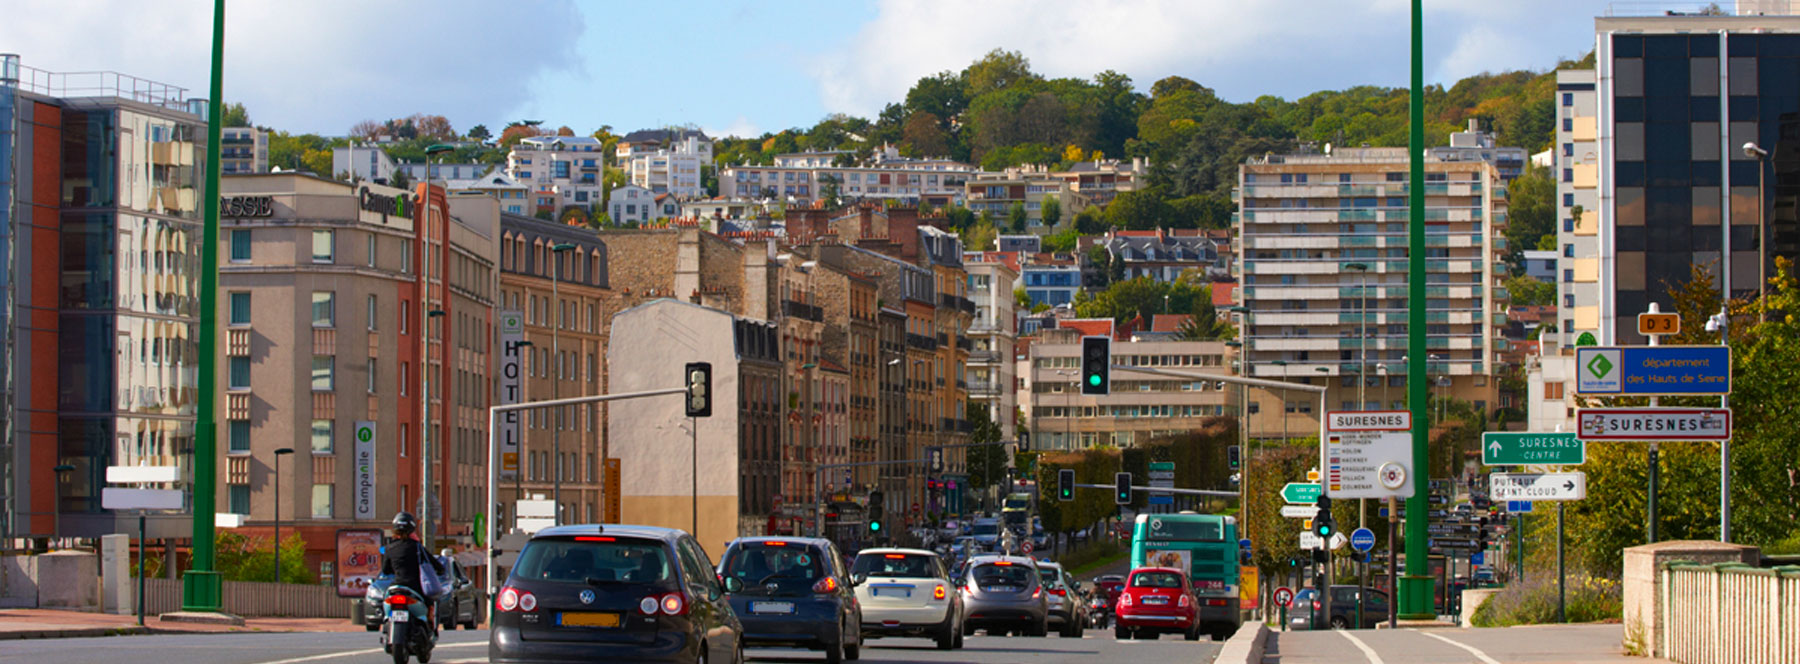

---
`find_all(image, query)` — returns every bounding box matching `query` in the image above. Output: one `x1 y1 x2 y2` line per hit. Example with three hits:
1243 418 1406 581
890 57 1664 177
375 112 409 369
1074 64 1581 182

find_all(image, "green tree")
221 102 251 128
214 530 314 584
1015 287 1032 310
388 168 411 190
819 174 842 209
1041 196 1062 230
1503 165 1557 271
1505 274 1556 306
467 124 491 140
1008 202 1029 233
1104 187 1173 230
965 403 1008 496
1042 225 1079 252
962 218 998 252
963 48 1038 99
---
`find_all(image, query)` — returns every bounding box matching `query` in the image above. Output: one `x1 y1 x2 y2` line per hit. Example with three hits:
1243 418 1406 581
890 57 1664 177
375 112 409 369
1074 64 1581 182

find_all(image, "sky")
0 0 1637 140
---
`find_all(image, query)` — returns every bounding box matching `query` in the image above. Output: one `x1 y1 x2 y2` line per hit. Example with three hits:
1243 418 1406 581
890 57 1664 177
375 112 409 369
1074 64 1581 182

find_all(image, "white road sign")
1299 532 1324 550
1490 472 1587 501
1576 408 1731 441
1281 505 1316 518
106 466 179 483
101 488 183 511
1324 411 1415 500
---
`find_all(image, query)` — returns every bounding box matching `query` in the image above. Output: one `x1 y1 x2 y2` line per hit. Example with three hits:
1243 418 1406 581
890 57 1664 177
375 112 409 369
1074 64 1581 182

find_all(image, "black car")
718 537 862 663
439 556 482 630
1287 585 1389 630
489 524 743 664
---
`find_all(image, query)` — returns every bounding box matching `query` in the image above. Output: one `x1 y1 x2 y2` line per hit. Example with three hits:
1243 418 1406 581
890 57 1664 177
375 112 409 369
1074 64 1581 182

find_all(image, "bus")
1129 513 1241 639
1000 491 1034 539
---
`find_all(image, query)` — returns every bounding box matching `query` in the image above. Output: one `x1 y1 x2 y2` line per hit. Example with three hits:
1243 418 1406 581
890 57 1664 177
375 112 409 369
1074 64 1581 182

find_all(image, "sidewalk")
0 609 363 639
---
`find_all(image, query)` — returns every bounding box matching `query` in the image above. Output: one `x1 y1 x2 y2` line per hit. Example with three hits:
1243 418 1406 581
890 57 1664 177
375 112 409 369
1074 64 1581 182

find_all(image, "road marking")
256 640 483 664
1339 630 1386 664
1416 630 1502 664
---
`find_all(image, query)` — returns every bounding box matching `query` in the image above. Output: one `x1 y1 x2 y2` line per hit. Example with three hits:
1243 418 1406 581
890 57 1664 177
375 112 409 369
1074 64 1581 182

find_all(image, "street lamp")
272 447 294 582
51 464 75 547
1345 262 1370 410
1745 142 1770 323
549 242 577 523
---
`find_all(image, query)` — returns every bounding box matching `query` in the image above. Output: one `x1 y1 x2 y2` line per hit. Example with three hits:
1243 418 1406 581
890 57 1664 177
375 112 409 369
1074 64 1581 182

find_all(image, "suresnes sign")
1577 408 1732 441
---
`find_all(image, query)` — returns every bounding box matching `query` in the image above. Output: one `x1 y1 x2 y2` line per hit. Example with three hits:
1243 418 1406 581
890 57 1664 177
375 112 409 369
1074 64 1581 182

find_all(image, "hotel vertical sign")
499 311 524 479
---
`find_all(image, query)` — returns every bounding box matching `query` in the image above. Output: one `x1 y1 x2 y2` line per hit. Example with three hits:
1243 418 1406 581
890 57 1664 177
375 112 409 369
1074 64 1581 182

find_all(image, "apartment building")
221 126 267 174
331 145 489 184
720 146 977 206
1235 133 1513 426
0 57 208 541
447 171 530 216
964 166 1087 232
608 184 677 225
1023 326 1235 451
964 252 1020 441
1019 254 1082 308
615 128 712 165
495 212 609 527
628 134 709 198
1554 68 1601 348
1103 228 1225 282
506 135 604 216
1057 158 1148 208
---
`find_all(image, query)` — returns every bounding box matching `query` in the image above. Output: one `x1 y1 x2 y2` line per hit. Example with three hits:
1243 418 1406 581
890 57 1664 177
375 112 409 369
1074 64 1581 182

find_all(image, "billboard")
335 529 385 598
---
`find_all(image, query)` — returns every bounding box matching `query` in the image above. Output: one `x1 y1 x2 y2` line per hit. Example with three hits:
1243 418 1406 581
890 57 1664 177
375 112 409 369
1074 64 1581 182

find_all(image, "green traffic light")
1088 375 1101 386
870 521 882 532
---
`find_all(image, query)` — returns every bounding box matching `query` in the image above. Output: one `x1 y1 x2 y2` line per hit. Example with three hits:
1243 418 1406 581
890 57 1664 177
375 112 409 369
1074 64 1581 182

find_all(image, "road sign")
1575 346 1731 395
498 310 524 480
1507 500 1533 513
1021 540 1034 554
1471 552 1486 566
516 498 557 533
1324 411 1414 499
1490 472 1587 501
1577 408 1732 441
1281 505 1316 518
1432 538 1481 550
1638 312 1680 336
1299 532 1323 550
101 488 183 511
1306 469 1320 482
1239 538 1252 550
106 466 179 483
1350 528 1376 553
1328 532 1348 551
1274 586 1296 608
1482 432 1584 466
1282 482 1322 504
1576 331 1598 346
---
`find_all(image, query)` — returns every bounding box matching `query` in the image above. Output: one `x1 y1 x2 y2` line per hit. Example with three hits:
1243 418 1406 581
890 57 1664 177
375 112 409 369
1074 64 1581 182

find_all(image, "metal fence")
1663 562 1800 664
143 578 354 618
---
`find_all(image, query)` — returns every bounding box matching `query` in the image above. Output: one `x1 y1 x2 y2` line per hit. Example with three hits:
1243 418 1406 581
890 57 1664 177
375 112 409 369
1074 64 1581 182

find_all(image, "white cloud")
0 0 584 135
811 0 1605 117
705 116 762 140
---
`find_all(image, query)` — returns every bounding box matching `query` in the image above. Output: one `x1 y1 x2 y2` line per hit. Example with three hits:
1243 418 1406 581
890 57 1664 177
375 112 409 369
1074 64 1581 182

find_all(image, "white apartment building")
1554 68 1600 350
1525 337 1578 434
221 126 267 174
447 171 531 216
506 135 604 216
1022 328 1235 451
628 135 709 198
964 167 1087 233
615 128 712 164
608 184 676 225
720 146 977 205
329 145 488 184
963 253 1019 441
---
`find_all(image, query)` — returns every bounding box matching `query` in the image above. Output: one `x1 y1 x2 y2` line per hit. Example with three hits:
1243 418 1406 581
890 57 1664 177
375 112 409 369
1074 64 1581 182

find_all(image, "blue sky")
2 0 1639 139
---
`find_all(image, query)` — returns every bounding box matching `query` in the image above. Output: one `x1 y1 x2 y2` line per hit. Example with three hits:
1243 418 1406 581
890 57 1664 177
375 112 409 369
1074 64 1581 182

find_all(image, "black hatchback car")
489 524 744 664
718 537 863 663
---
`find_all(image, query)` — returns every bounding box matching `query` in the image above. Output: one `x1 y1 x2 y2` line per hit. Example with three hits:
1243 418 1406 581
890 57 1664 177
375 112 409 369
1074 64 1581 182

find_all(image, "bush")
1470 572 1621 626
1062 540 1125 576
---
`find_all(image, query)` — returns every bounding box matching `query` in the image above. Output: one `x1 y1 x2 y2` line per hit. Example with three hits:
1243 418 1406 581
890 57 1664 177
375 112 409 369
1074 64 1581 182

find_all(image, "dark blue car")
718 537 863 663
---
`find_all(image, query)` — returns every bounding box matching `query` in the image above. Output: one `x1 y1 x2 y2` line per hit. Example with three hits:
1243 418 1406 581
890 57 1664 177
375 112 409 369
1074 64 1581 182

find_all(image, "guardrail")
143 577 352 618
1663 562 1800 664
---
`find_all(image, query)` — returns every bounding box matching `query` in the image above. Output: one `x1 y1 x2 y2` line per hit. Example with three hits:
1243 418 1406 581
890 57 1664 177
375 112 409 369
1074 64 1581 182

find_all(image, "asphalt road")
0 627 1220 664
1264 623 1640 664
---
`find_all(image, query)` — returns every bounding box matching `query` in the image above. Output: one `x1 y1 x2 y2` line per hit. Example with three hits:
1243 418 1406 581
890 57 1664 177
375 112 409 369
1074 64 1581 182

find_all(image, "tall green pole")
181 0 225 613
1398 0 1433 620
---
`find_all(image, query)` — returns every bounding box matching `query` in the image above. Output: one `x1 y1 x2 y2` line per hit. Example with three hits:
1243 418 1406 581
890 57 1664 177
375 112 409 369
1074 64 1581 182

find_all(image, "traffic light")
684 362 713 417
1018 431 1031 452
1312 548 1329 564
1080 336 1111 395
1313 495 1337 538
867 490 885 535
1228 445 1241 470
1057 469 1075 502
1114 472 1132 505
1289 557 1301 570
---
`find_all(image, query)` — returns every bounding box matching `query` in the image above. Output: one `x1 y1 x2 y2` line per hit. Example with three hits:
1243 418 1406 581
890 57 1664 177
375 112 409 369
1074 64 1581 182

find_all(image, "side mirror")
851 573 867 587
722 576 744 593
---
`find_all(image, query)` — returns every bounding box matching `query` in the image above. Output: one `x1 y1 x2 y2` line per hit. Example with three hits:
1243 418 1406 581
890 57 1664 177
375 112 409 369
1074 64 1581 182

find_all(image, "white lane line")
1416 630 1502 664
1339 630 1387 664
256 640 483 664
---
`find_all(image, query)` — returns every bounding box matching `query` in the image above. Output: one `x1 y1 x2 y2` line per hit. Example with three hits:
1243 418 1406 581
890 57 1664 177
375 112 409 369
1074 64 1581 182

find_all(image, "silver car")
958 555 1048 637
1035 562 1083 638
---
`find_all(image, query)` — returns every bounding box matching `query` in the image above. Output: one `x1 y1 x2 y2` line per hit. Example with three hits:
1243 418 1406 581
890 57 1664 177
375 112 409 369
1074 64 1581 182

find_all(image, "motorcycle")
382 586 437 664
1086 594 1112 629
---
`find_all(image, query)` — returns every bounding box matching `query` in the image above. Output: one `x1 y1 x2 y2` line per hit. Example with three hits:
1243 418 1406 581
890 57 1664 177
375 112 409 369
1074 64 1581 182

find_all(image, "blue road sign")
1350 528 1376 552
1471 552 1486 566
1507 500 1534 513
1575 346 1731 396
1148 495 1174 506
1378 506 1390 518
1239 538 1252 549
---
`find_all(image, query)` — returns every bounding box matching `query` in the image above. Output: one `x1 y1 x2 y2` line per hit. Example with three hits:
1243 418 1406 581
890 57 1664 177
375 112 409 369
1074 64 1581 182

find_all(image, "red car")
1113 567 1199 641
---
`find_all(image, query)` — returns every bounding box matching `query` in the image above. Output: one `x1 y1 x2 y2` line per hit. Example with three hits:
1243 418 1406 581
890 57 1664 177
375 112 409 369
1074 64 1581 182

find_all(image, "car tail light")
1206 599 1228 607
933 585 946 600
812 577 839 594
386 594 411 606
518 591 538 612
1178 593 1192 608
497 587 519 612
639 596 660 614
1050 587 1066 596
1119 593 1133 607
884 554 905 559
660 592 687 615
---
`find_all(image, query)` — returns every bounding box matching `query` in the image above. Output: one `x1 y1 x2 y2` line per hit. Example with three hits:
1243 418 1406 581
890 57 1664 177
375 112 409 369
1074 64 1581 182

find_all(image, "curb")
1216 621 1270 664
0 626 150 640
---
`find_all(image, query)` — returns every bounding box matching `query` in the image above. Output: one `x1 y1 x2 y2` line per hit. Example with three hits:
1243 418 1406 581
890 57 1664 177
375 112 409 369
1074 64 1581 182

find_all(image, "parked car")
850 548 963 650
438 554 482 630
958 555 1048 637
488 524 743 664
1113 567 1199 641
1034 562 1083 638
1287 585 1389 630
718 537 862 663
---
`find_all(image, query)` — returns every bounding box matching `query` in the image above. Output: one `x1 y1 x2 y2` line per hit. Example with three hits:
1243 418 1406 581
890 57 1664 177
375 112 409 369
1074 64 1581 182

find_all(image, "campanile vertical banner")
499 311 524 479
353 421 376 520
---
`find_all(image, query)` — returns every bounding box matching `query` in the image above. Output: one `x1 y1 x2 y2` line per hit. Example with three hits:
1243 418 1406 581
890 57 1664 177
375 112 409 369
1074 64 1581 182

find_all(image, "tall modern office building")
1 55 209 540
1568 13 1800 344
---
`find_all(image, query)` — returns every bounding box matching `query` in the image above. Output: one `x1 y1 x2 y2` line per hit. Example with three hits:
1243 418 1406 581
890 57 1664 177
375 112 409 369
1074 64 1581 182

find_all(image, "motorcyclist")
381 512 445 631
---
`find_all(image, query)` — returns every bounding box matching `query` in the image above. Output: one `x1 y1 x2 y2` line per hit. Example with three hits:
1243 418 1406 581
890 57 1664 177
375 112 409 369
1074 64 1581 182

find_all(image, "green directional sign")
1482 432 1584 466
1282 482 1322 504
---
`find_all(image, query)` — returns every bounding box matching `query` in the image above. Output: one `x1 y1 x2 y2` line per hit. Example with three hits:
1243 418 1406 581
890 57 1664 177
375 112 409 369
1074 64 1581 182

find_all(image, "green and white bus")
1129 513 1241 639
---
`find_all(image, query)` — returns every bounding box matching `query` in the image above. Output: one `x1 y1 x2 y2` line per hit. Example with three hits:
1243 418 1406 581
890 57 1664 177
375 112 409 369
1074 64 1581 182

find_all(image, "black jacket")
382 536 445 596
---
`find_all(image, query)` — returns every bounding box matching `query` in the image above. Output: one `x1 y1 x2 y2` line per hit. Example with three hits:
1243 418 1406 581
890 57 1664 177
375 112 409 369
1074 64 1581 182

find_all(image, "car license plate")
873 587 911 598
1142 596 1169 605
985 587 1016 593
560 611 622 628
750 601 795 615
389 610 410 622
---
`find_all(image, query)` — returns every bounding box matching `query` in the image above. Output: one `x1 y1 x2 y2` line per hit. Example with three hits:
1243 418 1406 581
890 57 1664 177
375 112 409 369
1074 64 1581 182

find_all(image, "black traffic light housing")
1228 445 1241 470
684 362 713 417
867 490 885 535
1311 548 1329 564
1018 431 1031 452
1057 469 1075 502
1313 495 1337 538
1114 472 1132 505
1080 336 1111 396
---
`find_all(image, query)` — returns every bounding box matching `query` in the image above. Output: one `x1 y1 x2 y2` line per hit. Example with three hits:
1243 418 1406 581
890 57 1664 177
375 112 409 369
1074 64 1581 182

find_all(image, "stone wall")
1622 540 1759 658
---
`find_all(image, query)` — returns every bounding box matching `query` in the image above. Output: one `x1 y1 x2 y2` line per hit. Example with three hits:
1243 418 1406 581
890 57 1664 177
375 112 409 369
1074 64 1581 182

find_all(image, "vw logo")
765 583 780 593
579 589 595 605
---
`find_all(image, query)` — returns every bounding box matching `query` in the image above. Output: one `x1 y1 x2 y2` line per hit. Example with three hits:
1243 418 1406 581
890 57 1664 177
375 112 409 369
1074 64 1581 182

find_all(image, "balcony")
936 332 949 347
969 349 1001 364
782 300 824 322
968 380 1000 396
958 420 973 434
906 334 938 351
959 297 976 314
940 417 957 432
956 336 973 352
939 293 958 308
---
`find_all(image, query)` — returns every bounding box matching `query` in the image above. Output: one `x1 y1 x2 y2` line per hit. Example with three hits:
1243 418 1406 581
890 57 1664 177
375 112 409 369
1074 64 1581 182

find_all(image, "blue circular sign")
1350 528 1376 552
1238 538 1252 549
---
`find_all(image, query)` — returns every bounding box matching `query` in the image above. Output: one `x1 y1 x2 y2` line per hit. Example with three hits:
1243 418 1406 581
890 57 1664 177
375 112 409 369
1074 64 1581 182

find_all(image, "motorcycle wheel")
390 621 409 664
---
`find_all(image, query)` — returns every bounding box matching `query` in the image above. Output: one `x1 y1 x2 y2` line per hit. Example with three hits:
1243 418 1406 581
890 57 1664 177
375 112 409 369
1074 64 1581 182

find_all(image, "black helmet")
392 512 418 536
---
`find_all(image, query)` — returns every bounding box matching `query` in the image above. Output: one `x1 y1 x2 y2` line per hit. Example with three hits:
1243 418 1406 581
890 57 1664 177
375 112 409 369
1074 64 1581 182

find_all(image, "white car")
850 547 965 651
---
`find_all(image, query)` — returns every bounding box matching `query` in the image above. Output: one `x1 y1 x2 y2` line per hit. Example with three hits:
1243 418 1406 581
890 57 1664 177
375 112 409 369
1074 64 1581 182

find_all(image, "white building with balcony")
1023 327 1234 451
963 252 1019 440
628 134 709 198
506 135 604 216
720 145 977 206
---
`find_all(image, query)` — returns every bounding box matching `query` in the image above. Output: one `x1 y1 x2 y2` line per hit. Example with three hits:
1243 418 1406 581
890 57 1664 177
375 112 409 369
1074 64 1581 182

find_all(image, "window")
400 300 409 334
229 356 250 389
1562 92 1573 106
230 229 251 262
312 355 335 391
1562 118 1573 131
1563 143 1574 157
228 420 251 453
400 362 408 396
312 484 334 518
312 229 335 263
1563 193 1574 207
367 234 377 267
311 419 334 453
1563 269 1573 283
1545 382 1565 400
1562 168 1573 182
1565 294 1576 307
228 485 250 514
229 292 251 325
1563 244 1574 258
366 295 377 330
368 356 378 393
311 291 335 327
1564 217 1575 232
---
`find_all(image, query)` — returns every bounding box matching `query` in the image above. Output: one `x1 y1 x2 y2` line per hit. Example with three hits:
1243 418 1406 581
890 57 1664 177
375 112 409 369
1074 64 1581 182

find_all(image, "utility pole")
182 0 227 613
1398 0 1433 620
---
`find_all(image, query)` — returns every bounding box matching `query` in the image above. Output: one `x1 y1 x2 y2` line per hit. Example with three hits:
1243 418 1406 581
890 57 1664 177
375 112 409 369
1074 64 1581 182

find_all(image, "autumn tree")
901 111 951 158
350 119 384 141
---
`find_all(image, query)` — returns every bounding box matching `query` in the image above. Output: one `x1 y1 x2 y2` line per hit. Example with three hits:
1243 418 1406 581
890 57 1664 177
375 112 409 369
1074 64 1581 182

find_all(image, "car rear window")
1037 568 1065 588
852 552 939 579
514 537 672 584
722 542 826 586
970 563 1033 586
1130 571 1183 588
